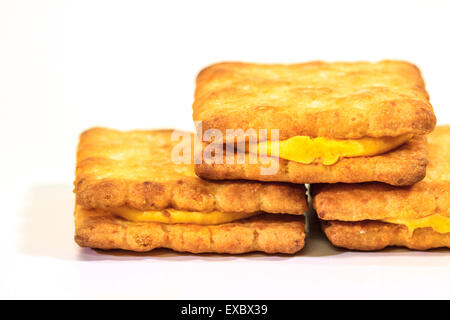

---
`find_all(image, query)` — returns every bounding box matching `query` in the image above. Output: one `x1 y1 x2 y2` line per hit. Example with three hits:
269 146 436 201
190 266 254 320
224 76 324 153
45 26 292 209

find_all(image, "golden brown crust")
193 60 435 140
74 206 306 254
195 135 427 186
75 128 307 214
322 220 450 251
312 126 450 220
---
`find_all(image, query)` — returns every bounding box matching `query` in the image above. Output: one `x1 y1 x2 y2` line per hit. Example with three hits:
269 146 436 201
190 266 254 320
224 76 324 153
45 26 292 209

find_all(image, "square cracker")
193 60 435 140
312 126 450 220
75 206 306 254
322 220 450 251
75 128 307 214
195 135 428 186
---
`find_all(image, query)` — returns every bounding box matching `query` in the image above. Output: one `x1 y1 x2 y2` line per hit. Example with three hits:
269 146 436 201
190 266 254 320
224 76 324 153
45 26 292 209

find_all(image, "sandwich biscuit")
193 61 435 186
312 126 450 250
74 128 307 254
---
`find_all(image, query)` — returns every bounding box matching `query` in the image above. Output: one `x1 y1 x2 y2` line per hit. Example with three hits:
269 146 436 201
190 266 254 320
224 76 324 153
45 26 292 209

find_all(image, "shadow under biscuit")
297 185 344 257
81 248 301 262
19 184 78 261
298 206 345 257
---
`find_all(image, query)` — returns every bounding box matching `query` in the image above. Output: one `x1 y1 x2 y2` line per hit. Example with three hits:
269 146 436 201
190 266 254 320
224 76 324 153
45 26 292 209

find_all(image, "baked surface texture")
195 135 428 186
75 206 306 254
322 220 450 251
313 126 450 220
75 128 307 214
193 60 435 140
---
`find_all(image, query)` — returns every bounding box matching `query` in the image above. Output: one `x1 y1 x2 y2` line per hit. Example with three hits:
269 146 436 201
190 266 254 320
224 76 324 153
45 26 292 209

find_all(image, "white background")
1 0 449 299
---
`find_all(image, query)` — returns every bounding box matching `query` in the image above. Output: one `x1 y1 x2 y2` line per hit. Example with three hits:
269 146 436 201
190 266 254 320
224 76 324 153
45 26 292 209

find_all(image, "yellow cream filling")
253 134 412 165
112 207 258 225
382 214 450 237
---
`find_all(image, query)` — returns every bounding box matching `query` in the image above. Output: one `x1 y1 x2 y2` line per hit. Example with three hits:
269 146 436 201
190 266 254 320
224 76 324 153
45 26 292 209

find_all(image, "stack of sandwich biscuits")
74 60 448 253
192 60 445 251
